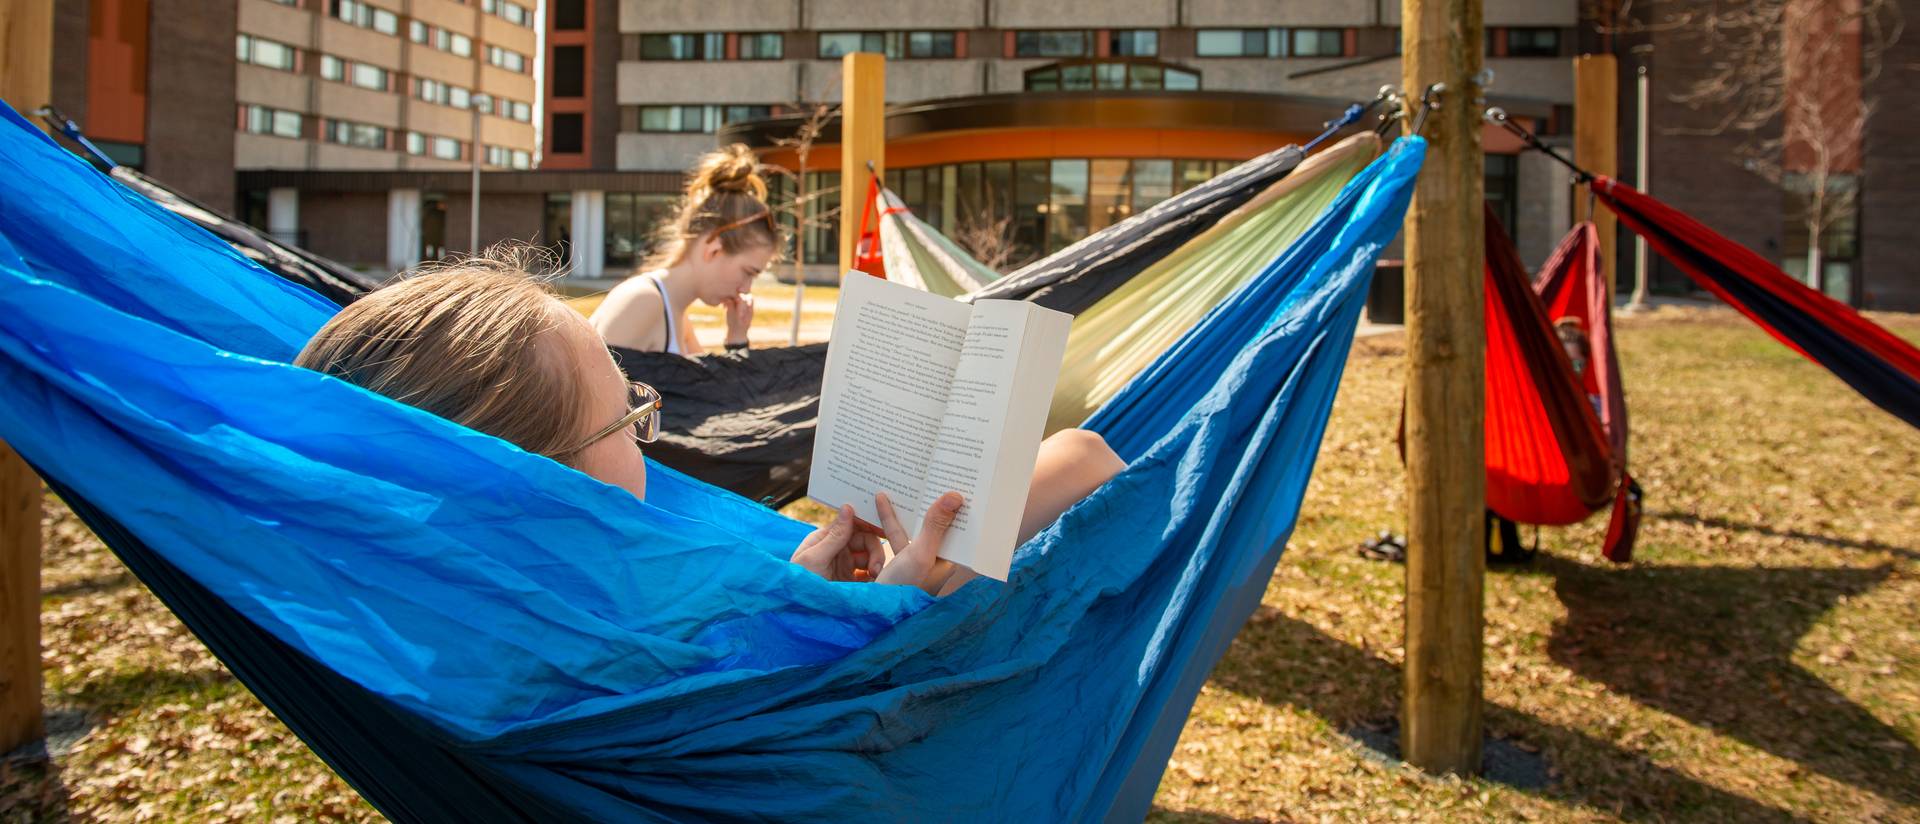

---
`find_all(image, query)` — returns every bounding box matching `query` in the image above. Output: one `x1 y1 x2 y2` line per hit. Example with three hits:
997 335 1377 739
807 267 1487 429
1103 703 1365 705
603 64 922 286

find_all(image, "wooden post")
1574 54 1619 298
1401 0 1485 776
0 0 51 755
837 52 884 278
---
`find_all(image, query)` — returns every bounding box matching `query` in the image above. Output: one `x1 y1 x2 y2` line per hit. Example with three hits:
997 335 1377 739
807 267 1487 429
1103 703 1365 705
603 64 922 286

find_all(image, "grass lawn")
6 307 1917 822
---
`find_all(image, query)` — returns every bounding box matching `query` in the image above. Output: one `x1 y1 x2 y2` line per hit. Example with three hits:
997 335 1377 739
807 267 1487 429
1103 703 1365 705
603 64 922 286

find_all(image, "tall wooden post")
837 52 884 278
0 0 53 755
1574 55 1619 298
1401 0 1486 776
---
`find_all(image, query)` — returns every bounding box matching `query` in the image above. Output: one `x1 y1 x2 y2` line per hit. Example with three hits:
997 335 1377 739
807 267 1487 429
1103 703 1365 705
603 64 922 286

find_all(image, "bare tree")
1613 0 1902 289
762 97 841 345
954 199 1018 273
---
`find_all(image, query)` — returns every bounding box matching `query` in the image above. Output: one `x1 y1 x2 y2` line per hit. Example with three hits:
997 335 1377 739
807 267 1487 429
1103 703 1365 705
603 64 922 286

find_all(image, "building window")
1506 28 1561 57
320 56 390 91
818 31 956 59
482 0 533 27
637 32 723 60
553 0 586 30
739 32 783 60
626 104 771 133
1014 30 1091 58
323 119 388 150
236 34 298 71
506 100 532 121
411 22 475 57
485 145 532 169
1781 172 1860 302
405 131 425 155
1109 30 1158 57
1196 28 1279 58
487 45 529 73
1290 29 1344 57
553 45 586 97
432 135 463 160
328 0 398 36
415 78 476 109
1195 27 1344 58
241 104 304 139
1024 59 1199 92
551 113 584 153
603 193 678 269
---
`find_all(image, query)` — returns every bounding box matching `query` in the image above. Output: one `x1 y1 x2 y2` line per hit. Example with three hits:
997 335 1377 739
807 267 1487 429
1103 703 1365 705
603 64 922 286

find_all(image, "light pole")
1629 49 1652 311
470 93 491 253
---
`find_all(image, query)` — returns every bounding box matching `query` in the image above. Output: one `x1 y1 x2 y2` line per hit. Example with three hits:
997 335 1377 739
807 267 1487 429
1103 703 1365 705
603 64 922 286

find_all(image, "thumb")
910 492 965 559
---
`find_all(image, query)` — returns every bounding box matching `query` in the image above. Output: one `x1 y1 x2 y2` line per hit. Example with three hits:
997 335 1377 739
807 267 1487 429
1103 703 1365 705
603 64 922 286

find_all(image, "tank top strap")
644 272 682 355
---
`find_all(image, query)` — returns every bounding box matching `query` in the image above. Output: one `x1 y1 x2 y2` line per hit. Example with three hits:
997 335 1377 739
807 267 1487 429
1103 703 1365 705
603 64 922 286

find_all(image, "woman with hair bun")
591 144 778 355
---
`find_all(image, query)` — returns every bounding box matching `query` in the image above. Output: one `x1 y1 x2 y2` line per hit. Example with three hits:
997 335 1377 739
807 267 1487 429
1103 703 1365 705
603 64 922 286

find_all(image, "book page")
809 273 975 529
922 299 1073 580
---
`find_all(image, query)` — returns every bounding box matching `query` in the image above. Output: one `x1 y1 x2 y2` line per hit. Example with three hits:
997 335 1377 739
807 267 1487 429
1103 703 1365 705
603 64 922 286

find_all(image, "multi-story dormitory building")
42 0 1920 310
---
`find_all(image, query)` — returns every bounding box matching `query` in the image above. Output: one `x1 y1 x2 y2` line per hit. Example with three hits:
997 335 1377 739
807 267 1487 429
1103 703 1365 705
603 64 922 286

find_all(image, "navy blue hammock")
0 103 1422 822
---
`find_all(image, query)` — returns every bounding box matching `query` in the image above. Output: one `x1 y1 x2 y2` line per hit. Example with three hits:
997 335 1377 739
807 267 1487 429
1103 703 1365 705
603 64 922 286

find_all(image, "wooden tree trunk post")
1400 0 1486 776
0 0 52 755
837 52 885 279
1575 54 1620 299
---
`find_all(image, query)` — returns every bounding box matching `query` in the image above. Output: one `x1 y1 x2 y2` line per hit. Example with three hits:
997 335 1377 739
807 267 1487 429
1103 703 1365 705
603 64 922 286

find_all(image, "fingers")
790 505 857 576
875 492 911 551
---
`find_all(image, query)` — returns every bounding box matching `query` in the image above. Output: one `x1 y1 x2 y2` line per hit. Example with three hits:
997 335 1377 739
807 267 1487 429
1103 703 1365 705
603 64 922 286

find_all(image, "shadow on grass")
60 667 237 719
1649 510 1920 562
1211 606 1803 822
40 571 136 601
1533 553 1920 806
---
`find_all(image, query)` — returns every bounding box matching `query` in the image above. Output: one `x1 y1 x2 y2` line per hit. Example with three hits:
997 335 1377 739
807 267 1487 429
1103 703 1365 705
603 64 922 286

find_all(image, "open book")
809 273 1072 581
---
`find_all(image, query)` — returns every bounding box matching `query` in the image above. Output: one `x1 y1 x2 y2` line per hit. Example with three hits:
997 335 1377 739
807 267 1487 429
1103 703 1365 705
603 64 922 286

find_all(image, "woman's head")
645 143 780 304
294 253 648 498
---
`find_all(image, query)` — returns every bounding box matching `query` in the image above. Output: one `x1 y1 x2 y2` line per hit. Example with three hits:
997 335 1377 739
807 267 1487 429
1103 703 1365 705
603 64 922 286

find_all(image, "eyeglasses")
565 381 664 455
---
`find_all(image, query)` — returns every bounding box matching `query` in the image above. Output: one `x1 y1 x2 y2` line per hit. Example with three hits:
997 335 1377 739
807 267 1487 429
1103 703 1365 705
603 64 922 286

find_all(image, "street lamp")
470 93 491 253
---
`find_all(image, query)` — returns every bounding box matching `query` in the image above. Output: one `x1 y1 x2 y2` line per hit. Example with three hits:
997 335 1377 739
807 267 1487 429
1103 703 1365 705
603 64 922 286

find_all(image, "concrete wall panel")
993 0 1172 28
317 20 401 67
237 65 310 109
806 0 982 30
618 61 798 105
317 82 403 127
1184 0 1375 27
239 0 315 48
617 131 718 171
234 134 310 169
620 0 797 32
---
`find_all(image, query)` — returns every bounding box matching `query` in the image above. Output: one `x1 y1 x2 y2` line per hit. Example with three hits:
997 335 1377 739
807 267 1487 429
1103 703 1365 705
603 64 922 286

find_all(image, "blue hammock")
0 103 1423 821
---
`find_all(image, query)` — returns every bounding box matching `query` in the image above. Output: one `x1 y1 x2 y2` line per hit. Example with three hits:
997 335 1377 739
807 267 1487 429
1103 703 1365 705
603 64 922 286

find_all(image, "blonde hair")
642 143 780 271
294 249 593 462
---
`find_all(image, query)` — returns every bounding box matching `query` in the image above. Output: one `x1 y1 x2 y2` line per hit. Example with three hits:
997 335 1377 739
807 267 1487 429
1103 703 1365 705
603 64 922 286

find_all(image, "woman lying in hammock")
589 144 775 355
294 254 1124 595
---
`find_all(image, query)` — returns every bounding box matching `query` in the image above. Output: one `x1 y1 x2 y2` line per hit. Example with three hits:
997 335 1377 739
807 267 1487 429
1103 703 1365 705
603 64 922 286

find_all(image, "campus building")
38 0 1920 310
48 0 542 266
575 0 1584 280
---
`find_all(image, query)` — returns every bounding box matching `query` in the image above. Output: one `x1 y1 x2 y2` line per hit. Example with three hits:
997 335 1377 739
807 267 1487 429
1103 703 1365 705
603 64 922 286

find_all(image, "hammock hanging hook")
1484 106 1595 184
1409 82 1446 136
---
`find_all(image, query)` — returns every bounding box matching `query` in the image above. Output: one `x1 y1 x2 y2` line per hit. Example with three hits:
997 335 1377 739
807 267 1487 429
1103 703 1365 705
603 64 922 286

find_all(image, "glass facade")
1025 59 1200 92
603 192 678 270
782 158 1224 268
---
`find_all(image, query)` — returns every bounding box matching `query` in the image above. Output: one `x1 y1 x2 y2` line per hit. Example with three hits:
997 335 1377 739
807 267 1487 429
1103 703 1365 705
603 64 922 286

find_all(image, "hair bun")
690 144 767 202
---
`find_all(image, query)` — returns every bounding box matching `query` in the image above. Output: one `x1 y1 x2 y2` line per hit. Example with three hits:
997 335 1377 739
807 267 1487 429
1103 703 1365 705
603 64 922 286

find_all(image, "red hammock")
1483 212 1641 561
1592 177 1920 429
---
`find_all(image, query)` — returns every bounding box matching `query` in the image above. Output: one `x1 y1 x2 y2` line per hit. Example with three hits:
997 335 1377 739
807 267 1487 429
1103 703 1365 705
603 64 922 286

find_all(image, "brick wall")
1860 12 1920 311
302 192 391 269
145 0 238 210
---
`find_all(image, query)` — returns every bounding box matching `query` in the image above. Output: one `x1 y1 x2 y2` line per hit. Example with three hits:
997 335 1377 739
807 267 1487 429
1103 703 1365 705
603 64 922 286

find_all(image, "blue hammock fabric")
0 100 1423 821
